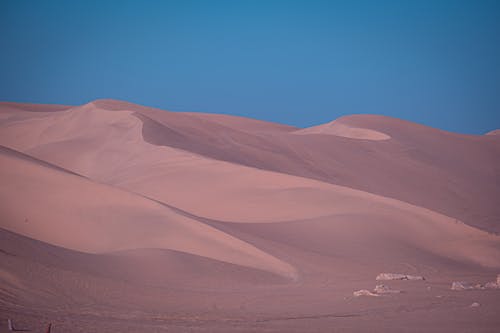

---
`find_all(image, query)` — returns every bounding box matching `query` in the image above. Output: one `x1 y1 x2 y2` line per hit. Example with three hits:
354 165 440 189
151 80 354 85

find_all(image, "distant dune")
294 118 391 140
1 100 499 332
485 129 500 136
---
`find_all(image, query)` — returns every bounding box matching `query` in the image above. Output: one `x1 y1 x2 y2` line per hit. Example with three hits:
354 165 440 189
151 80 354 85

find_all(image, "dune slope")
85 100 500 232
0 146 297 279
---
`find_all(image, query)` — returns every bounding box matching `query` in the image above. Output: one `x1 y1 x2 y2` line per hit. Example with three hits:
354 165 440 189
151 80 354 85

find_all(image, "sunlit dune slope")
0 146 297 279
294 118 391 140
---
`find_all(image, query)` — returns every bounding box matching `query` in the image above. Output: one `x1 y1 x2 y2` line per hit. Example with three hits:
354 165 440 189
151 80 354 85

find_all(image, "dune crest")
485 129 500 136
295 119 391 140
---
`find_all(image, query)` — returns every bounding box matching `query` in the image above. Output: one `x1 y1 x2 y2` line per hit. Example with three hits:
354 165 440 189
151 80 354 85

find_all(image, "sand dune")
1 100 498 232
0 99 499 332
0 146 296 279
90 100 500 232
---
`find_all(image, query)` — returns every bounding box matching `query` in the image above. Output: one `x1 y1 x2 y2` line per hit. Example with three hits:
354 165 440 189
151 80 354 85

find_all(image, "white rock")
376 273 425 281
482 274 500 289
484 281 499 290
451 281 475 291
374 284 401 294
376 273 406 281
470 302 480 308
353 289 379 297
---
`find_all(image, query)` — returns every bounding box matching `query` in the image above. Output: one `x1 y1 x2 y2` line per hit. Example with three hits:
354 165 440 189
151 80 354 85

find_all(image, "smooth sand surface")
294 119 391 140
0 100 499 332
0 146 296 279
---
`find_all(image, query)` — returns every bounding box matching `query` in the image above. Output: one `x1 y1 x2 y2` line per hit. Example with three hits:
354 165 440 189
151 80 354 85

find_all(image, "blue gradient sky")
1 1 499 134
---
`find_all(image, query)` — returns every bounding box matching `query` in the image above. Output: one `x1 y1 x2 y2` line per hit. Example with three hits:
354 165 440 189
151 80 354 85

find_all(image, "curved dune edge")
143 159 500 269
0 147 297 280
294 121 391 140
0 228 290 288
0 104 395 223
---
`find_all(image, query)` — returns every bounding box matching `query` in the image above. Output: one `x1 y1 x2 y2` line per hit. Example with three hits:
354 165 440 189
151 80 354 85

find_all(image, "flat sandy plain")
0 100 499 332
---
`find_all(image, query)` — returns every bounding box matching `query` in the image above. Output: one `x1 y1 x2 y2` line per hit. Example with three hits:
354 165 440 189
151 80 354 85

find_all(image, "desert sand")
0 100 499 332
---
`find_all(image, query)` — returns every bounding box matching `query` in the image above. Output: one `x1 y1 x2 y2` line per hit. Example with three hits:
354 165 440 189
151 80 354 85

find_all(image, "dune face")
0 100 499 332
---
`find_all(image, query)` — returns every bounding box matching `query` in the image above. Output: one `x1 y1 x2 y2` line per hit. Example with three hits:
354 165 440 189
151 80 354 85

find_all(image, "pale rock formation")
374 284 401 294
451 281 476 291
376 273 425 281
353 289 380 297
484 282 498 289
452 274 500 291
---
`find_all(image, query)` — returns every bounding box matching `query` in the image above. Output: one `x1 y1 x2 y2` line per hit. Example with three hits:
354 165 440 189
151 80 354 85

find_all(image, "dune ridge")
294 119 391 140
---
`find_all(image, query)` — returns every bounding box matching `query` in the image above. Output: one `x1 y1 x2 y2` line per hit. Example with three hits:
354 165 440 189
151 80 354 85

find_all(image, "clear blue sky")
1 0 499 134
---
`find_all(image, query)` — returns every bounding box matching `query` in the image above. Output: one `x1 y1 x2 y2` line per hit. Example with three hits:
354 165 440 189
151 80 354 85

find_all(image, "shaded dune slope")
0 227 286 298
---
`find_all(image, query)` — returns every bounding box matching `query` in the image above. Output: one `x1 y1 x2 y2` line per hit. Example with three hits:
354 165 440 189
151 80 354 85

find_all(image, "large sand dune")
0 146 296 279
0 100 499 332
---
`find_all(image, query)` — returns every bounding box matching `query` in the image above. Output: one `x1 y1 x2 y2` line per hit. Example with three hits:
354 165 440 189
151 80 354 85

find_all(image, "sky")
0 0 499 134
